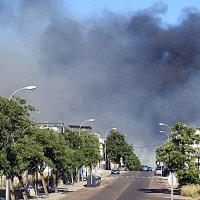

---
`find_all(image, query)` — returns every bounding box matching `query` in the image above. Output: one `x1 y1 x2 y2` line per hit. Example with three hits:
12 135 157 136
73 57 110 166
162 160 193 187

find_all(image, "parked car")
154 166 164 175
120 166 128 171
148 167 152 171
111 168 120 174
141 165 148 171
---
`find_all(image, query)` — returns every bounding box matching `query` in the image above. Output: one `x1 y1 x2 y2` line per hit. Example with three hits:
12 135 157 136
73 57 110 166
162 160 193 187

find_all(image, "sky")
1 0 200 167
66 0 200 24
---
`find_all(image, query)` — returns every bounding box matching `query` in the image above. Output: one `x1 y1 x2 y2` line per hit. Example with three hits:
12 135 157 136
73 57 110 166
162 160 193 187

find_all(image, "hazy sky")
1 0 200 167
66 0 200 24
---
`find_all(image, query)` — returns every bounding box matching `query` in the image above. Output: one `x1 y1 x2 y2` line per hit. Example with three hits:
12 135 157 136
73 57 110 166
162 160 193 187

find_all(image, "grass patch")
180 184 200 198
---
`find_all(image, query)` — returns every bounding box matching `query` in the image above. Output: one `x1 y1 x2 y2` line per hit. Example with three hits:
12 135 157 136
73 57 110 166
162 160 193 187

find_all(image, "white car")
154 166 163 175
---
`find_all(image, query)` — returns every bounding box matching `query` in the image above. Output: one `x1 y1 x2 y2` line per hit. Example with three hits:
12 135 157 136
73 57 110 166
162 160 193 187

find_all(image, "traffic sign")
168 173 176 186
160 162 164 166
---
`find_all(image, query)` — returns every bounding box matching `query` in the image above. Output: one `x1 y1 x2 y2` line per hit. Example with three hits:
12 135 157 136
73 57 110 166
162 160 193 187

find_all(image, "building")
193 130 200 170
68 124 92 133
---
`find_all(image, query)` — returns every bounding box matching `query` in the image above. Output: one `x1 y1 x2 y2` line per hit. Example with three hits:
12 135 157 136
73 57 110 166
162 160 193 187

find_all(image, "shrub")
181 184 200 198
177 169 200 186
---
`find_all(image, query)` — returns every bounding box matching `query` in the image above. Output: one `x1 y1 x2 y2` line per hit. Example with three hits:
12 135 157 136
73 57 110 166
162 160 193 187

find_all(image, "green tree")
106 131 141 170
156 122 200 185
0 97 35 172
42 129 71 193
0 96 36 199
64 130 102 182
64 129 85 183
10 124 72 195
125 153 141 171
80 132 102 168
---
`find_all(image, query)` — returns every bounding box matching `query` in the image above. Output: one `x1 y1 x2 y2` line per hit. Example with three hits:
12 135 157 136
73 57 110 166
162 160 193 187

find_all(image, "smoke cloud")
1 0 200 166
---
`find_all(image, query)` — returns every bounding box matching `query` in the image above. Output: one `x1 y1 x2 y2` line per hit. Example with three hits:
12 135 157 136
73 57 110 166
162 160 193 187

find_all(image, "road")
85 171 168 200
59 171 189 200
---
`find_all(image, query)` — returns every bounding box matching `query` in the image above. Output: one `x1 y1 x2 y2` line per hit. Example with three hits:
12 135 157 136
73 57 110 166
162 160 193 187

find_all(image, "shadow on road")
138 188 181 195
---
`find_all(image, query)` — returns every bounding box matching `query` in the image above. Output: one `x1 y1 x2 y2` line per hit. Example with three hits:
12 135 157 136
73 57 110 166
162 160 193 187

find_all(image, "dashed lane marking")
110 176 153 179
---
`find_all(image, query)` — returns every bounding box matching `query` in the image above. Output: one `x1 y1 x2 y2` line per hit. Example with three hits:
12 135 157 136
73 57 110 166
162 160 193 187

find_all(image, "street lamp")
6 86 36 200
159 122 172 135
159 131 170 141
105 128 117 170
9 86 36 100
79 118 95 136
159 122 173 174
78 118 95 182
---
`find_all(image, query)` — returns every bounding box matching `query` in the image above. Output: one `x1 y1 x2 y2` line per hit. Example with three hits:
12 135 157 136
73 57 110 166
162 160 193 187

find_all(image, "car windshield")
156 167 161 170
112 168 119 171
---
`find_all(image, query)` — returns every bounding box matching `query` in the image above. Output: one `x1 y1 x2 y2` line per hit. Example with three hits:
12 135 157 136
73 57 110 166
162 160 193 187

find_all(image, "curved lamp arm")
10 122 65 146
12 122 65 138
159 122 172 135
9 86 36 100
79 118 95 135
159 130 170 141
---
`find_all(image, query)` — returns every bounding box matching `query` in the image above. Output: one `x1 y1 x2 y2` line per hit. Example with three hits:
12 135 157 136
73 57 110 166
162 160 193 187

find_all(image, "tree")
156 122 200 185
125 153 141 171
64 129 102 183
106 130 141 170
64 129 85 183
10 123 72 195
0 97 35 173
80 132 102 168
41 129 71 193
0 96 36 199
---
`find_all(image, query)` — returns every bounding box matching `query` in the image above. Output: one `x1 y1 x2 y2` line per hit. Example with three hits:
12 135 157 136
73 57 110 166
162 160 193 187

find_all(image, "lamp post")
159 122 172 175
6 86 36 200
104 128 117 170
79 118 95 136
9 86 36 100
159 131 170 141
78 118 95 182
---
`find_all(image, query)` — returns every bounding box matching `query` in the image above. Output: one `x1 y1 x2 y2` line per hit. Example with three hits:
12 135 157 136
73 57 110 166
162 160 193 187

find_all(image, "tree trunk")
54 173 58 193
9 180 15 200
22 190 28 200
41 174 49 196
35 171 39 197
17 175 28 200
71 174 74 186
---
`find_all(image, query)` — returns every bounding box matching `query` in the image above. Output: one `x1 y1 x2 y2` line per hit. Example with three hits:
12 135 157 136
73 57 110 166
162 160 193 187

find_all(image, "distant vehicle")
111 168 120 174
154 166 164 175
120 165 128 171
148 167 152 171
141 165 148 171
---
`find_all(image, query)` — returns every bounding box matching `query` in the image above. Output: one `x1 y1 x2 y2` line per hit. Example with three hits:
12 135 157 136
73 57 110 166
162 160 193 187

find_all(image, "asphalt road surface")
86 171 168 200
59 171 189 200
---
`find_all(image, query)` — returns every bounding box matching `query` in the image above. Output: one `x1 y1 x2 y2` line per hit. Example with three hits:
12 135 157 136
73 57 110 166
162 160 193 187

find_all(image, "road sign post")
160 162 164 178
168 172 176 200
120 157 123 170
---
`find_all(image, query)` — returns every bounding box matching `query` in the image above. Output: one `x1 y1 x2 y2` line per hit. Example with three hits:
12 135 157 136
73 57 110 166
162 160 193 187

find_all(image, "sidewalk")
152 175 194 200
37 170 112 200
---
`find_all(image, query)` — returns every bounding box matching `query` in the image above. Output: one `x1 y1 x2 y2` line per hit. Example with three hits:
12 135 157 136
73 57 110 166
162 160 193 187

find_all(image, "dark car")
111 168 120 174
148 167 152 171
